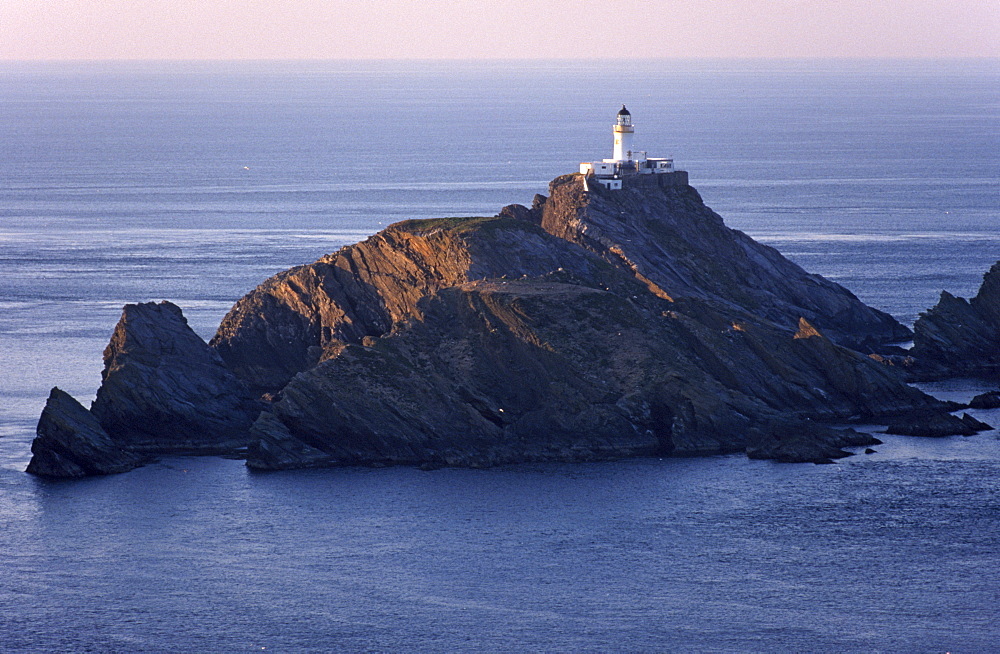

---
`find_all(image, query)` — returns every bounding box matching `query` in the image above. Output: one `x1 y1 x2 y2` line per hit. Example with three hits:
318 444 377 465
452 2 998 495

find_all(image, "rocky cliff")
538 175 910 348
911 261 1000 380
246 278 929 470
213 174 910 395
29 173 957 476
91 301 261 454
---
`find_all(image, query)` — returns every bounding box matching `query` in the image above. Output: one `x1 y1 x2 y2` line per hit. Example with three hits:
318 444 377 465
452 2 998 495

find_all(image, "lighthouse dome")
616 105 632 127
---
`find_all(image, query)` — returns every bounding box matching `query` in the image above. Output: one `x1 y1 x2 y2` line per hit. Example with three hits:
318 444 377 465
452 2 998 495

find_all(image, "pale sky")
0 0 997 60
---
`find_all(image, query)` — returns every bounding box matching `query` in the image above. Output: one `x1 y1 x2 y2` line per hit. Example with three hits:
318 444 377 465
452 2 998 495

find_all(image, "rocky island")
31 166 982 477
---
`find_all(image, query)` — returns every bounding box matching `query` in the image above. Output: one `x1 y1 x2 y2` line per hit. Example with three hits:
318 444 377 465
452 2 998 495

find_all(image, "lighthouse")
612 105 635 161
579 106 684 191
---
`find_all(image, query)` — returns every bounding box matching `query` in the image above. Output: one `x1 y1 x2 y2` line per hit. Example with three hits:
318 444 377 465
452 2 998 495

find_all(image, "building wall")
660 170 688 187
624 170 689 189
582 170 689 195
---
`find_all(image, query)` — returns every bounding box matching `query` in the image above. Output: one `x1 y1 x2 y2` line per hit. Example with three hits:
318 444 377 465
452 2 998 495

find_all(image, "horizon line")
2 55 999 63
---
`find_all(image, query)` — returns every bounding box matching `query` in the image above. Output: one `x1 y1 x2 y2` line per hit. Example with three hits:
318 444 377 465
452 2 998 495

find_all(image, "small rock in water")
910 261 1000 380
969 390 1000 410
960 413 994 433
884 411 977 437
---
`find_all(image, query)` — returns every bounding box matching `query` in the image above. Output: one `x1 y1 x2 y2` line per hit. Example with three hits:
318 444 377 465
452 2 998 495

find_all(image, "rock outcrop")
90 301 261 454
883 411 986 437
961 413 994 432
241 275 942 469
214 175 911 395
911 262 1000 380
969 390 1000 409
745 423 880 464
27 388 143 477
245 412 336 470
536 175 910 349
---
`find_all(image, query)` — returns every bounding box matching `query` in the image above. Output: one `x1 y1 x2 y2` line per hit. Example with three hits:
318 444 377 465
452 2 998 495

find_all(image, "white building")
580 106 676 190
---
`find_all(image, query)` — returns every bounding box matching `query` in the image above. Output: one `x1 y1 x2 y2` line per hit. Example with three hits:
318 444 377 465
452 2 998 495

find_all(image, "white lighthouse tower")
579 106 682 190
612 105 635 161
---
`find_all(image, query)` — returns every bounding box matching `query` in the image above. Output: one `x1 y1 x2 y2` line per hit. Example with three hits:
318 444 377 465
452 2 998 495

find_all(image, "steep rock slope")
911 261 1000 380
246 271 939 470
537 174 909 348
214 175 909 395
211 216 623 393
27 388 144 477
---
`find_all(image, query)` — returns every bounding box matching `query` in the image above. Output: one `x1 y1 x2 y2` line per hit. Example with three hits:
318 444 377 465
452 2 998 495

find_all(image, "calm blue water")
1 60 999 651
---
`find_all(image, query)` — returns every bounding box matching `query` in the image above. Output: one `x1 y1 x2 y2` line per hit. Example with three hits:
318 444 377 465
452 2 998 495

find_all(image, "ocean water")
1 59 999 651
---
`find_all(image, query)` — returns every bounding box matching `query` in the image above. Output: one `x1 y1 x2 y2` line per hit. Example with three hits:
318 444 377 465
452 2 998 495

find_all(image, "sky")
0 0 997 60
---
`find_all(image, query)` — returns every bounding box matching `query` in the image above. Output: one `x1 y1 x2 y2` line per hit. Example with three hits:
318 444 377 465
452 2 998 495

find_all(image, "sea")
1 59 998 652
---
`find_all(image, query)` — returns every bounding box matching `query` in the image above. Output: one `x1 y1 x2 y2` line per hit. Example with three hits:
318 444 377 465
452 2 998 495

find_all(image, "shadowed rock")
245 273 943 470
884 412 977 437
27 388 143 477
746 421 878 464
912 262 1000 380
245 412 336 471
969 390 1000 409
90 301 261 454
960 413 993 432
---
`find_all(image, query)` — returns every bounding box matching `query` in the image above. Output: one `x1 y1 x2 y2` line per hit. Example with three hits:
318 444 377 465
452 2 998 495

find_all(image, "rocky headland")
28 172 970 476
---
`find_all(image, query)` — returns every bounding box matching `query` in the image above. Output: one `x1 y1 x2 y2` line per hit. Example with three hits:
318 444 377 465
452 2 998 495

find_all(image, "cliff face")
911 262 1000 380
90 301 260 454
246 275 931 470
214 175 910 395
538 175 909 348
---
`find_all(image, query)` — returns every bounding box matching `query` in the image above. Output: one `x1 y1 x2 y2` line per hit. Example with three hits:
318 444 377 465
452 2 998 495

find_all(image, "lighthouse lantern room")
612 105 634 162
580 105 682 191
